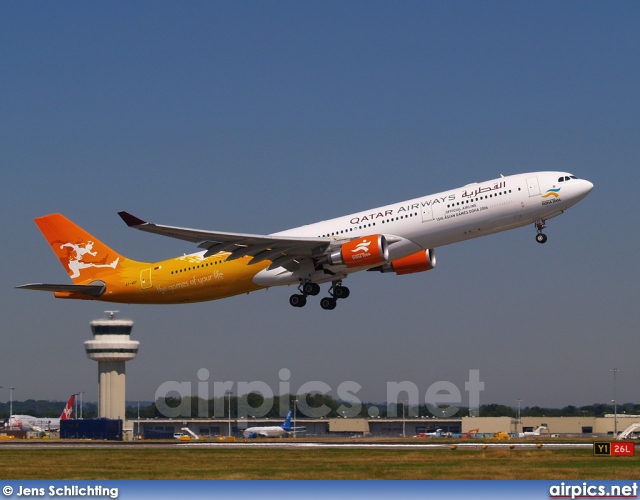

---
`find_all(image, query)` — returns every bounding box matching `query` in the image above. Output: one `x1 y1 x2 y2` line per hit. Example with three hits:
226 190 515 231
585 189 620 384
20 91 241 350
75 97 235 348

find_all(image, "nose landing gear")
535 219 548 244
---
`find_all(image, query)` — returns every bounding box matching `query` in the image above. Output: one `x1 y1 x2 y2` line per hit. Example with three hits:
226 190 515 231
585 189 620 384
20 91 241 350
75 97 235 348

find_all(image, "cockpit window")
558 175 580 182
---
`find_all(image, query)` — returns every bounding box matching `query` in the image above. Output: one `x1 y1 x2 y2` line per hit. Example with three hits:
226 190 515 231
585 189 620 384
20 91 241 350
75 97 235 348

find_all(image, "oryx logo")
62 406 73 419
60 241 119 278
352 240 371 254
541 188 561 199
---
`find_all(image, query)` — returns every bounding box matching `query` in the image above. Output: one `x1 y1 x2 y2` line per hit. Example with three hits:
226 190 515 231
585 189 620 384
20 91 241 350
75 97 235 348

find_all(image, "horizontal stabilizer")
16 283 106 297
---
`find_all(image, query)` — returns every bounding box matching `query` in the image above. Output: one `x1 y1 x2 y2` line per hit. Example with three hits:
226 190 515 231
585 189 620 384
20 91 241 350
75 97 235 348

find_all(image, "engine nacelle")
328 235 389 268
375 249 436 275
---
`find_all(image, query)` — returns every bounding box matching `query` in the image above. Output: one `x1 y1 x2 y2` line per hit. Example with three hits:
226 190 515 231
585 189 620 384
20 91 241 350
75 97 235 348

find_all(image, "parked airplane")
242 410 305 438
417 428 444 438
18 171 593 309
518 425 549 437
7 394 75 432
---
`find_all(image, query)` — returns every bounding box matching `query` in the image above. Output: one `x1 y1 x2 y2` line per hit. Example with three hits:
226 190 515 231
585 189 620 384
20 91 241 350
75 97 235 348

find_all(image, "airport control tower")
85 311 139 420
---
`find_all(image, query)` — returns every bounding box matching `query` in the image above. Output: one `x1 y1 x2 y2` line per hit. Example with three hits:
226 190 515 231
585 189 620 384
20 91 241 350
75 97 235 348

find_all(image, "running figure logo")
60 241 120 278
351 240 371 254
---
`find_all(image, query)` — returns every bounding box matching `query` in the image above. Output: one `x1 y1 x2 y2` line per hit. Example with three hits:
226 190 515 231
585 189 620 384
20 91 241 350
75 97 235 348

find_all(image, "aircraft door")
526 177 540 197
140 269 152 289
422 203 434 222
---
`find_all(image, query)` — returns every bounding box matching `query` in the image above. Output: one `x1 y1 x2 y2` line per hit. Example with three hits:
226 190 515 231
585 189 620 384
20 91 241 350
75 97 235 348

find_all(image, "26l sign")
593 441 635 456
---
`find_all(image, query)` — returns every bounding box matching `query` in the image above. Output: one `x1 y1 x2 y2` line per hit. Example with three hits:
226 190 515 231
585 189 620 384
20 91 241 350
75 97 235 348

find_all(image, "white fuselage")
8 415 61 431
254 171 593 286
243 425 288 438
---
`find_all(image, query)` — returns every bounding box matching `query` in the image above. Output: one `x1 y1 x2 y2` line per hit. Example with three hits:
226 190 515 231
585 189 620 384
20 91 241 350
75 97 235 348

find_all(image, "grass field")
0 445 638 479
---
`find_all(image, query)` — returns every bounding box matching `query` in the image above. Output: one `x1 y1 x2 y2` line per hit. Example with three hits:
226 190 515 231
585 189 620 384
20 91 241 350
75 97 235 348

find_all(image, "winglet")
118 211 148 227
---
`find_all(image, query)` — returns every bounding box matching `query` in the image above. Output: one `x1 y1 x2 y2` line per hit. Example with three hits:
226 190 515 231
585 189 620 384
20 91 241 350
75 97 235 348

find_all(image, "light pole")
9 388 15 429
516 399 523 434
611 368 619 437
79 392 84 419
226 390 233 437
293 398 298 439
137 401 140 439
401 400 406 438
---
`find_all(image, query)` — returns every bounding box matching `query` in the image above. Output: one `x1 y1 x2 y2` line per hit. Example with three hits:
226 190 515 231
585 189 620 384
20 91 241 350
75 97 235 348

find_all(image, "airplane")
242 410 305 438
417 428 445 438
518 425 549 437
17 171 593 310
7 394 75 432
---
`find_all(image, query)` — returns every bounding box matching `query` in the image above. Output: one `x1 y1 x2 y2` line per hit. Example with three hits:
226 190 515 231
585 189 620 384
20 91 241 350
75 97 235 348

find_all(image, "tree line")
1 397 638 420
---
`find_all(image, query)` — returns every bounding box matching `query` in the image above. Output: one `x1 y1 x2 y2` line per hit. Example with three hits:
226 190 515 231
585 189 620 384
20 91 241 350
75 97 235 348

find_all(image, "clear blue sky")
1 1 638 410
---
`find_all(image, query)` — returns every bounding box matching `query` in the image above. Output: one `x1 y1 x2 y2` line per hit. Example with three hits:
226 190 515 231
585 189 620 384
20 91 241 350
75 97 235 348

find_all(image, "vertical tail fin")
35 214 128 283
60 394 75 420
281 409 293 430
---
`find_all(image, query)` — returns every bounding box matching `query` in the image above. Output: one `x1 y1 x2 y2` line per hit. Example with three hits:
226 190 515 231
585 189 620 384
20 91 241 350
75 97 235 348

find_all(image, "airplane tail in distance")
60 394 75 420
34 214 131 284
281 410 293 431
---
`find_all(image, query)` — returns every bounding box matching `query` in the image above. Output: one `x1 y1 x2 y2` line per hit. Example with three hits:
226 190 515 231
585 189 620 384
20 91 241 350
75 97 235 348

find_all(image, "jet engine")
327 235 389 268
372 249 436 275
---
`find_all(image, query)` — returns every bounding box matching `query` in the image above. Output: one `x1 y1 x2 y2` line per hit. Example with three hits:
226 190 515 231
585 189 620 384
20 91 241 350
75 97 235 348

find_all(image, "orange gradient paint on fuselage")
36 214 267 304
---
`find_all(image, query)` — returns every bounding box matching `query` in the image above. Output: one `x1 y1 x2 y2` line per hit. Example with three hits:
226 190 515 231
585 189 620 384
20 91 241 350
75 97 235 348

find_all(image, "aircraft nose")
582 180 594 195
573 179 593 202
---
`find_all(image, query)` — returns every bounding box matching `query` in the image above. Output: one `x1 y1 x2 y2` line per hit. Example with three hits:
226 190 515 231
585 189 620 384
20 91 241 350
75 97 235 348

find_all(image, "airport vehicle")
485 432 511 441
461 428 480 439
180 427 201 440
242 410 305 438
518 425 549 437
7 394 75 432
617 423 640 440
18 172 593 309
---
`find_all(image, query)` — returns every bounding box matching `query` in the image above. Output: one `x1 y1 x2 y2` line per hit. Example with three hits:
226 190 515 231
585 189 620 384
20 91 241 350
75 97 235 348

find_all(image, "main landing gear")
535 219 548 244
320 281 350 310
289 280 319 308
289 280 350 310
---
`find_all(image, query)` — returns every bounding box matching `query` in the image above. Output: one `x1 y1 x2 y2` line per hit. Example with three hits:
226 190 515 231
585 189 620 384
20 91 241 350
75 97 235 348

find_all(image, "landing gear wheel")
302 282 321 296
333 286 350 299
534 219 547 244
289 294 307 308
320 297 337 310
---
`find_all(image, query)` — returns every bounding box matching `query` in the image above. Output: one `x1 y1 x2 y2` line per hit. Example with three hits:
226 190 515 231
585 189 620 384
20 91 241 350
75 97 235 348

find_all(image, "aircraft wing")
287 427 306 434
118 211 332 270
16 283 106 296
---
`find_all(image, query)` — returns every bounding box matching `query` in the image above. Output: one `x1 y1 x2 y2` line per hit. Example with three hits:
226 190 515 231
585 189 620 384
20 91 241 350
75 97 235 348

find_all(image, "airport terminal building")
131 414 639 439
